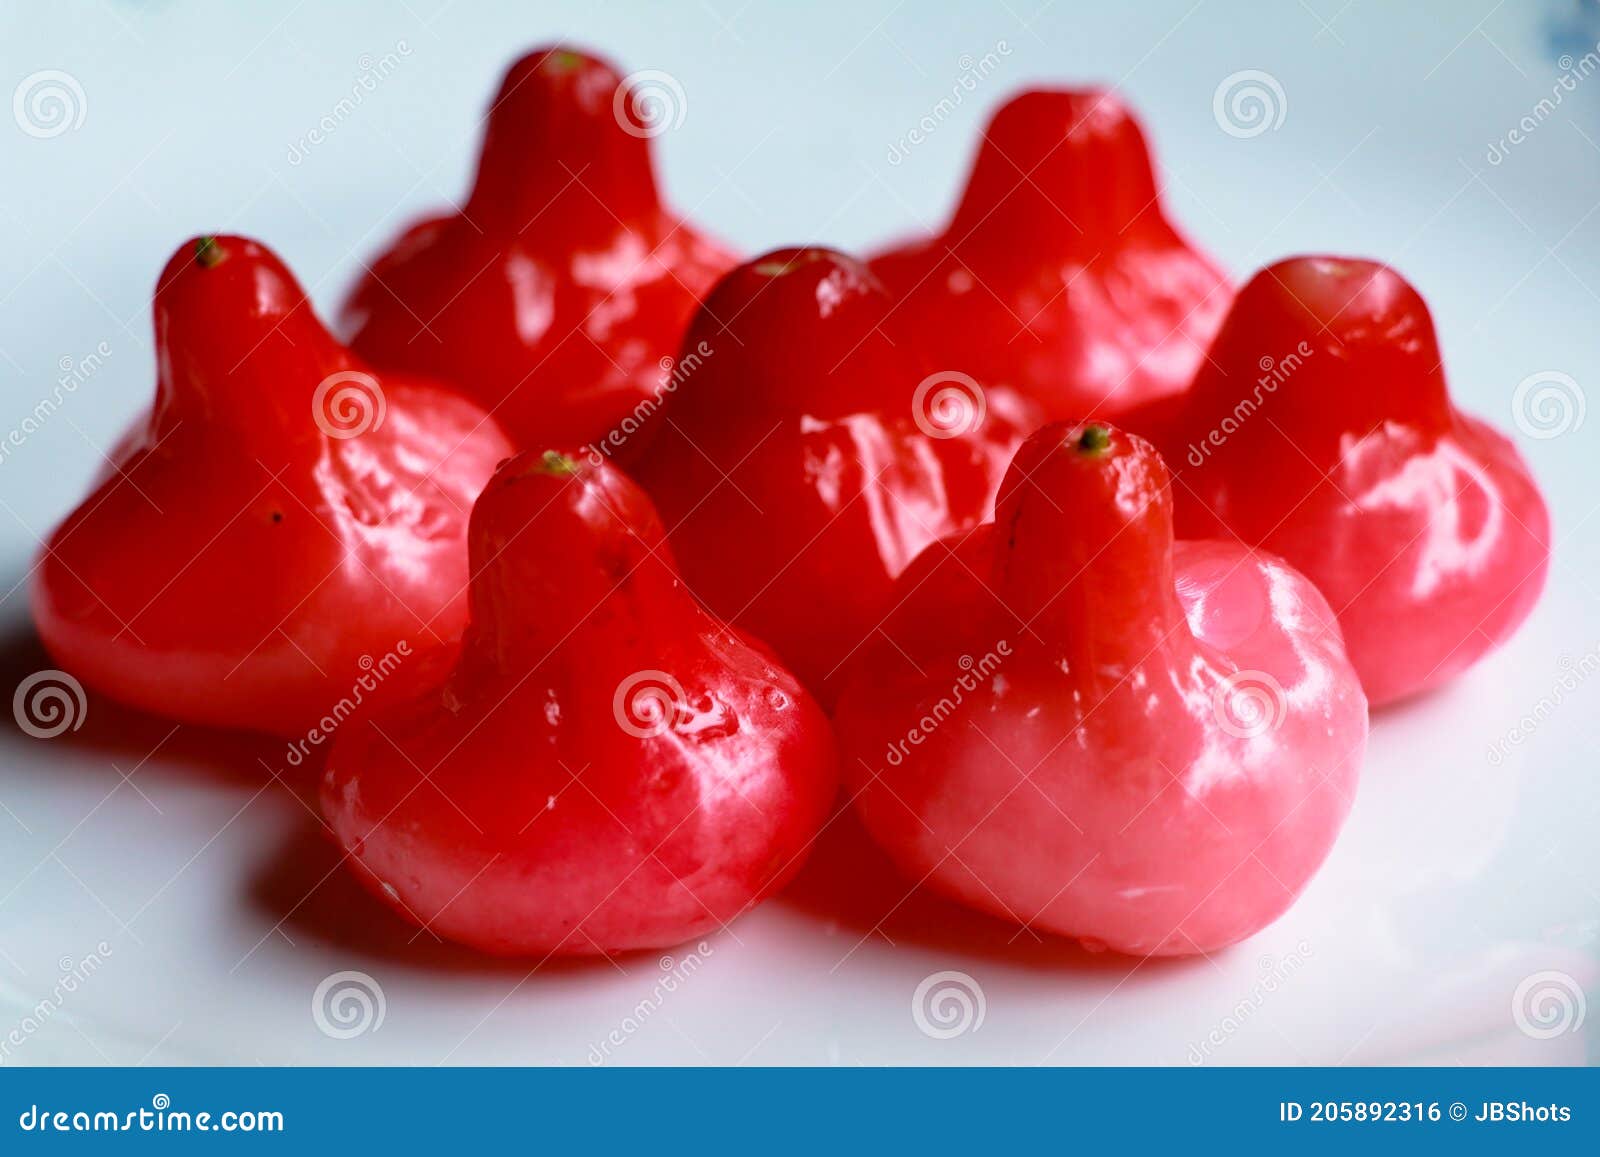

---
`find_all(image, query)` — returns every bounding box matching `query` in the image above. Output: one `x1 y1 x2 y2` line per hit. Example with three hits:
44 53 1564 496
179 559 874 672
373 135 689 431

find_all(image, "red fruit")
871 88 1230 422
833 422 1368 956
342 46 736 450
31 235 513 737
320 450 838 956
1126 257 1551 706
632 247 1025 707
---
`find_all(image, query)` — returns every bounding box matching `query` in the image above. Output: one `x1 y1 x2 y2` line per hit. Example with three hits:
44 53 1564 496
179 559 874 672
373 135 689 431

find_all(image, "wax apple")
33 235 512 736
833 422 1368 955
321 450 839 955
633 247 1025 707
343 46 736 449
871 88 1230 422
1124 257 1550 706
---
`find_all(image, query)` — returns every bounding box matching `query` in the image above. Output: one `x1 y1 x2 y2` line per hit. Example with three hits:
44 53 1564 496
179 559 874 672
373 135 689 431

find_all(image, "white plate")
0 603 1595 1066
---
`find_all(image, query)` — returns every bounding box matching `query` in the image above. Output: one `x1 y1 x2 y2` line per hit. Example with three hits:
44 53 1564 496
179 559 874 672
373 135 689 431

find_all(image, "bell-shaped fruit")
1126 257 1551 706
320 449 839 956
871 88 1230 422
342 46 736 450
833 421 1368 956
632 247 1025 707
32 235 513 736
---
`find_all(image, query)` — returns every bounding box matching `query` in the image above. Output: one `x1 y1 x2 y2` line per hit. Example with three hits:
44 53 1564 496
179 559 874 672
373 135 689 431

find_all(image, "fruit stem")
536 450 580 477
194 236 226 268
1077 424 1111 454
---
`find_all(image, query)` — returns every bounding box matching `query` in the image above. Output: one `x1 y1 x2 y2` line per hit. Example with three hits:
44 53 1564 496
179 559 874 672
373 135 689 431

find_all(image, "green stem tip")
194 236 226 268
1076 424 1111 455
753 249 828 278
535 450 580 477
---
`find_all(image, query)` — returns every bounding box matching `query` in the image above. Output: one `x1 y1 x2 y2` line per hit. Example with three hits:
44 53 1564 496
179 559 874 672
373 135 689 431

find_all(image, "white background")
0 0 1596 1064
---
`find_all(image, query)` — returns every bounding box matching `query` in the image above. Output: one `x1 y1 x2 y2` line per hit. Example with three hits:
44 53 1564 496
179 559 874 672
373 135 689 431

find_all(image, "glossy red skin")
31 236 513 738
632 248 1026 708
871 88 1231 423
320 451 839 956
833 423 1368 956
342 47 736 451
1123 257 1551 706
